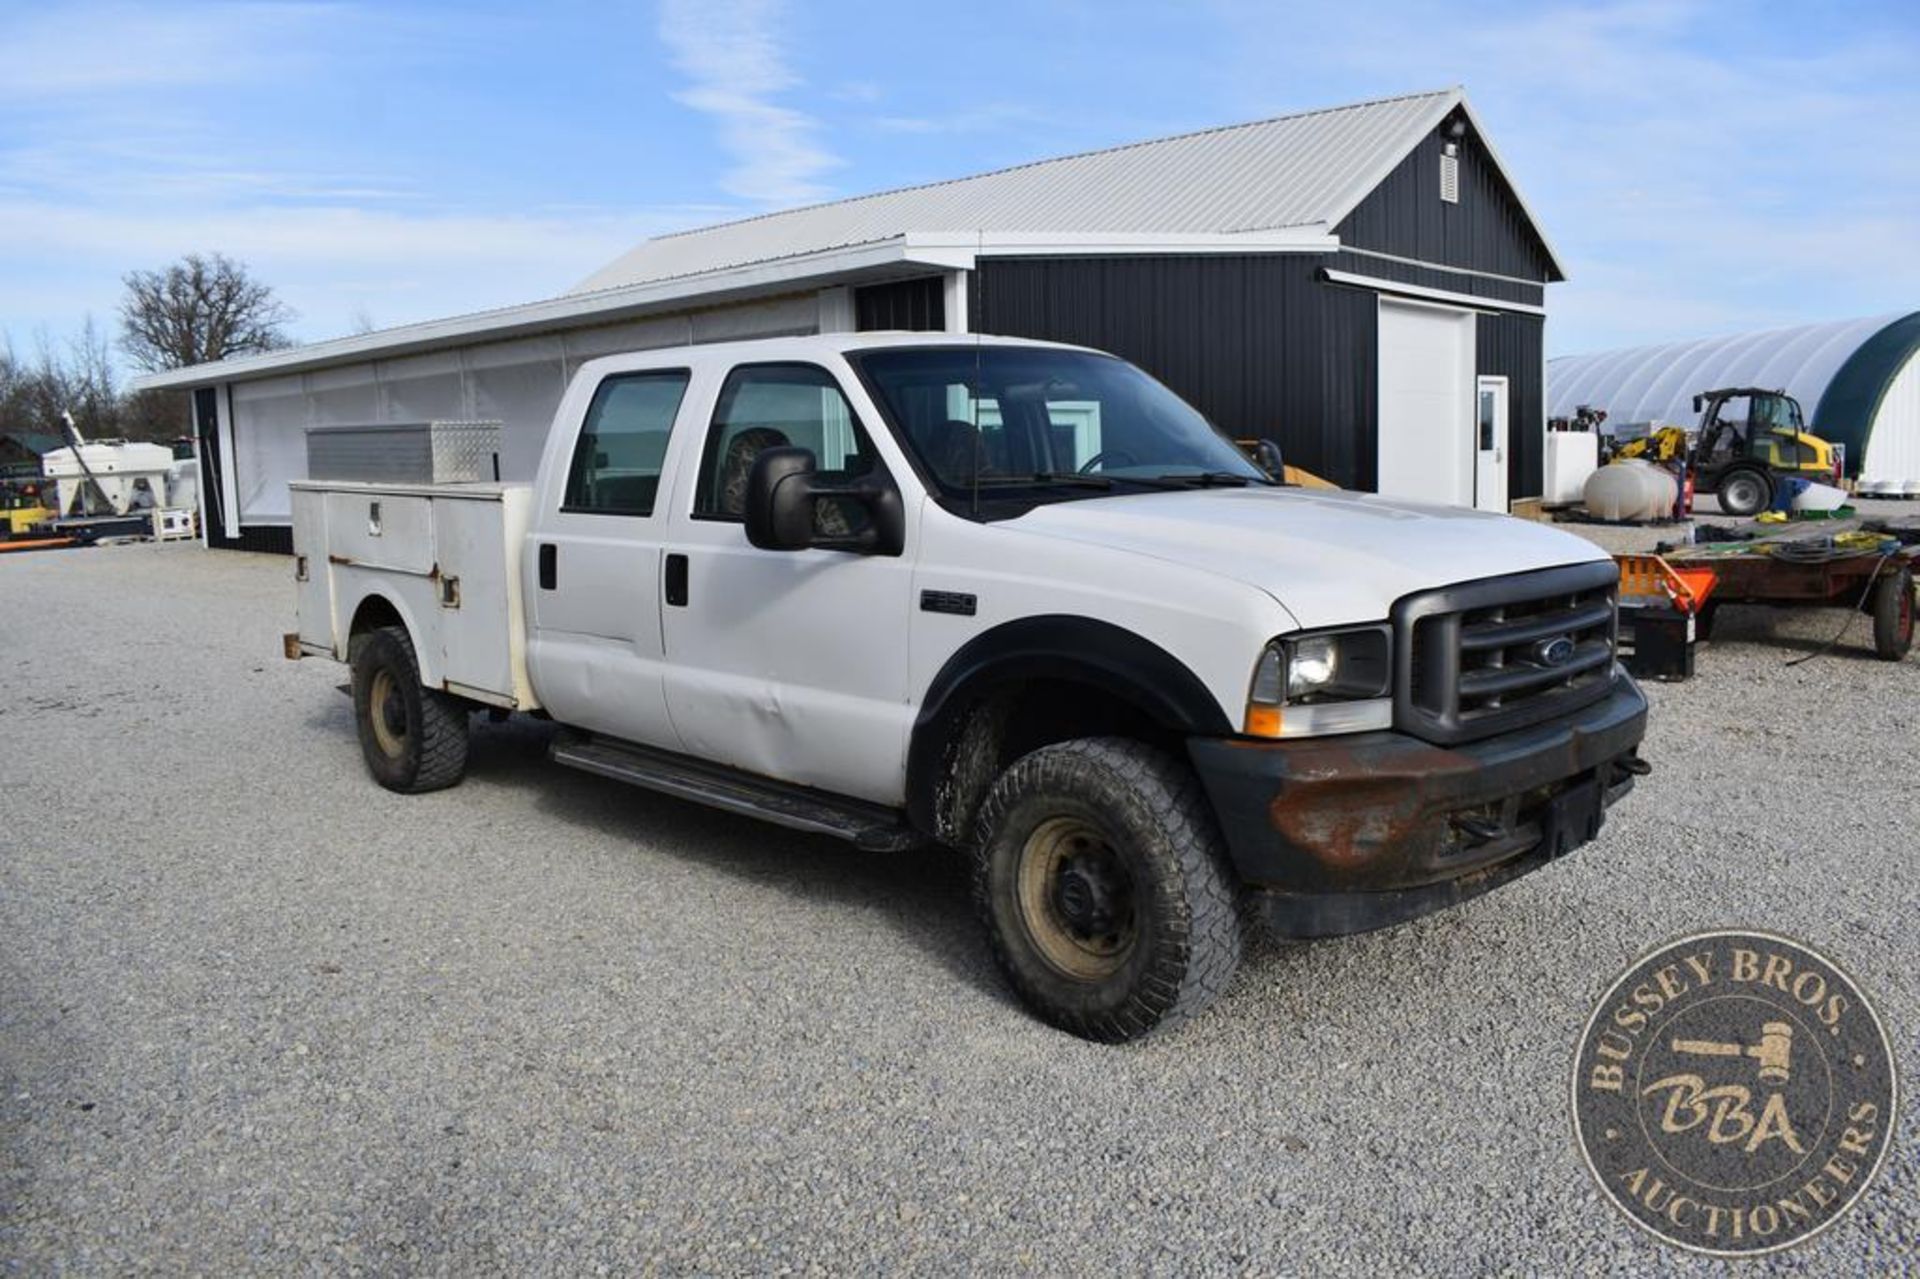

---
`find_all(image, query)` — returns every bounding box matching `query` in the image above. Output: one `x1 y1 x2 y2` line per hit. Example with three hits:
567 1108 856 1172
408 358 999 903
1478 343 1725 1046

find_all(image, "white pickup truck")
288 333 1648 1040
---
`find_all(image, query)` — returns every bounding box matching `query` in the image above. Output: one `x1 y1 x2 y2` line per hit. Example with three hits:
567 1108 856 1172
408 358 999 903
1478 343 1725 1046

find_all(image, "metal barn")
139 87 1566 550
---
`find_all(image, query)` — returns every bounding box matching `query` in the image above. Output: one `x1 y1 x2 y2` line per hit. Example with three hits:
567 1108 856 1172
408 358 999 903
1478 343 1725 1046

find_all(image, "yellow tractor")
0 477 54 539
1609 389 1839 518
1687 388 1838 517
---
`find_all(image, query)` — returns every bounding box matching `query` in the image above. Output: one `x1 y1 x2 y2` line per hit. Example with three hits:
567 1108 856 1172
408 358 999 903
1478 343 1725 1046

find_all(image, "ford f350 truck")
288 333 1648 1040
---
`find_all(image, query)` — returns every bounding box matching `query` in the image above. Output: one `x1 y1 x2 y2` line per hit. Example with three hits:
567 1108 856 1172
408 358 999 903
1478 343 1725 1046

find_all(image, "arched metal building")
1549 312 1920 488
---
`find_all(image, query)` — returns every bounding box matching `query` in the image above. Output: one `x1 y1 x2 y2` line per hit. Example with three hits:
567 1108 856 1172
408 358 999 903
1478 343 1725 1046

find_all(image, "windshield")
850 346 1266 502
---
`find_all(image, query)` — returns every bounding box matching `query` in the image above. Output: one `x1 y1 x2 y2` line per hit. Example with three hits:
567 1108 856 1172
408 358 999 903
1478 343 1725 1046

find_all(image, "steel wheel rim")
1015 816 1138 981
368 667 408 758
1726 475 1763 513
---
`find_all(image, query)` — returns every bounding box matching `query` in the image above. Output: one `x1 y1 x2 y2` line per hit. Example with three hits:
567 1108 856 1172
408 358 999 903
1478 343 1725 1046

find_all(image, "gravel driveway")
2 542 1914 1273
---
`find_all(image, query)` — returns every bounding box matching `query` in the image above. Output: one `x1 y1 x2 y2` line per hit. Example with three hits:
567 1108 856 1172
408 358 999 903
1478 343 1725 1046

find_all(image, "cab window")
693 363 881 524
561 370 689 516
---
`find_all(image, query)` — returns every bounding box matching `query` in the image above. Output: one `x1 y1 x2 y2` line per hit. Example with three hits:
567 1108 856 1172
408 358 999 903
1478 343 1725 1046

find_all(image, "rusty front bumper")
1187 675 1648 939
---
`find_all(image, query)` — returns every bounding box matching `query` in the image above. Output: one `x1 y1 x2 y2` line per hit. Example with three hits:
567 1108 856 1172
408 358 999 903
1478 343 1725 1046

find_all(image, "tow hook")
1614 755 1653 781
1453 813 1506 846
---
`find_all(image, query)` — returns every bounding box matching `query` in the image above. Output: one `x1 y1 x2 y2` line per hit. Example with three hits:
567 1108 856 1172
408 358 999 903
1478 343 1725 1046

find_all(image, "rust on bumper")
1187 676 1648 937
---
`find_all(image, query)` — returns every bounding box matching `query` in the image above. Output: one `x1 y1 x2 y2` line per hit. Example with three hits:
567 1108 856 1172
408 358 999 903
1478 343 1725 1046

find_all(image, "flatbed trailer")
1652 529 1918 660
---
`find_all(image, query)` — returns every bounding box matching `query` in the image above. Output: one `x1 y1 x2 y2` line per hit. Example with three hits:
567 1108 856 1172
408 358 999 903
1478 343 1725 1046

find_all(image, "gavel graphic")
1671 1021 1795 1084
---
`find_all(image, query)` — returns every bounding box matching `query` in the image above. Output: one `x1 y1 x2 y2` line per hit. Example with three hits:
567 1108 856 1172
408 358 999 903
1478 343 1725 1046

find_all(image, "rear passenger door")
525 368 691 750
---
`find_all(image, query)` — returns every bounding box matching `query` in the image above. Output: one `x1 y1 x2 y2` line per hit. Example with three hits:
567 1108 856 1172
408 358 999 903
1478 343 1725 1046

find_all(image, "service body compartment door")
290 487 334 650
434 489 534 705
323 490 434 572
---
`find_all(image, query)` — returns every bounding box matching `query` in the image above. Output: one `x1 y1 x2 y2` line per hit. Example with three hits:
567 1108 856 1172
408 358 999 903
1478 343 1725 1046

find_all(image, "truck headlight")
1243 626 1393 738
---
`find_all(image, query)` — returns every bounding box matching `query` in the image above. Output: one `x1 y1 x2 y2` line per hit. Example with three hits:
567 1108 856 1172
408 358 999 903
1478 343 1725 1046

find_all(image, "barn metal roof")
574 87 1560 292
139 86 1561 392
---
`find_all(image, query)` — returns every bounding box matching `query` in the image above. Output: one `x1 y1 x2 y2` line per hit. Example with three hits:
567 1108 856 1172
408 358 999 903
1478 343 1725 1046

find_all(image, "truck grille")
1394 561 1620 745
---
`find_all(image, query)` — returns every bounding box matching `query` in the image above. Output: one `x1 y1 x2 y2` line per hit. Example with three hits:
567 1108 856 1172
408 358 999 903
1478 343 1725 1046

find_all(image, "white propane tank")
1584 459 1678 522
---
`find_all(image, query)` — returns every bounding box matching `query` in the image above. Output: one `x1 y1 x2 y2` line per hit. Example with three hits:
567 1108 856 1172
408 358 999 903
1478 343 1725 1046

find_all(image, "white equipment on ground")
42 416 181 517
1583 458 1679 522
1545 430 1599 505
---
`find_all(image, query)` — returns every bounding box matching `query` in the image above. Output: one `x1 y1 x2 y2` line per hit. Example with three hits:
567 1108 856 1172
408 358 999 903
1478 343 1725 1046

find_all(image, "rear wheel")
1717 470 1771 518
1872 566 1914 660
971 737 1244 1041
350 625 470 792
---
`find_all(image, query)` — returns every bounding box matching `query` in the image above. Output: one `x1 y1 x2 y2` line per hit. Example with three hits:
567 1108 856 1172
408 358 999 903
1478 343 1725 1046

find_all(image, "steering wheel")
1078 449 1137 474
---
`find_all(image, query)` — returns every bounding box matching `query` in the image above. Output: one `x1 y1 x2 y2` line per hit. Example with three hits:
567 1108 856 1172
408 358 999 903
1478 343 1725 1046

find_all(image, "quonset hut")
1549 313 1920 492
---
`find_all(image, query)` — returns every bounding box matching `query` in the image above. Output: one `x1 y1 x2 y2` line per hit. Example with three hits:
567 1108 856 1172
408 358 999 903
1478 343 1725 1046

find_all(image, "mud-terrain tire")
350 625 470 793
971 737 1244 1041
1872 566 1914 661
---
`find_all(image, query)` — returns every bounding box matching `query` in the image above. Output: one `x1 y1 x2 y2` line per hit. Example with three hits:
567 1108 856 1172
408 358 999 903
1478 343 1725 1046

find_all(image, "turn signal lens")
1243 645 1286 737
1243 704 1284 738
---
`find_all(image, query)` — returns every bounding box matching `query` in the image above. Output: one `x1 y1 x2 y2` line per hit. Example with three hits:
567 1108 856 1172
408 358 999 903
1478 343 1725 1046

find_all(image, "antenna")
970 228 984 519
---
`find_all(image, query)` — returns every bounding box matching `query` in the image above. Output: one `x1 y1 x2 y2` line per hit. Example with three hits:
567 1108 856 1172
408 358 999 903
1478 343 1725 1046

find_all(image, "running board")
549 731 921 852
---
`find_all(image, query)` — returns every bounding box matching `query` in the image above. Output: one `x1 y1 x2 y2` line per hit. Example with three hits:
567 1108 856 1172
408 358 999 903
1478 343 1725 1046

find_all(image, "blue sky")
2 0 1917 373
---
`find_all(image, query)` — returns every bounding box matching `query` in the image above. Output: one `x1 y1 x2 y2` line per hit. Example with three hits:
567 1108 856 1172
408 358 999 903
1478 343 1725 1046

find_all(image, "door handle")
664 553 688 607
538 543 557 590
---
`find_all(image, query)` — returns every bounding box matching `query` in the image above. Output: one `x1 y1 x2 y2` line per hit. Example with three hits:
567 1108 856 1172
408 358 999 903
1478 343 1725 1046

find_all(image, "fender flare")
904 615 1233 834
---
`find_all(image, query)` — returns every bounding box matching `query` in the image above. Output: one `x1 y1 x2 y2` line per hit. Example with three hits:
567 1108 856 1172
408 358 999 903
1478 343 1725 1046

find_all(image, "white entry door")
1475 375 1510 512
1377 299 1475 506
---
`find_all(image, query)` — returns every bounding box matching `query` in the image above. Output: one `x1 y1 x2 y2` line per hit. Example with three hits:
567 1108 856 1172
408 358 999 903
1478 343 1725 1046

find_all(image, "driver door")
658 362 916 805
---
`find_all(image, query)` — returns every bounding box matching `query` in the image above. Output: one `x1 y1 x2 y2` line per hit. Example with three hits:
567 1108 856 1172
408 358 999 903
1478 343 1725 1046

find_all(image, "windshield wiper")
1147 471 1266 488
1013 471 1113 488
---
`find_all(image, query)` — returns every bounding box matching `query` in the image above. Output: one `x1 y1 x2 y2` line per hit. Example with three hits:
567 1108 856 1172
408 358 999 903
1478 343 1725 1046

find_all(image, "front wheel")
971 737 1244 1041
1717 470 1771 518
1872 566 1914 660
350 625 470 793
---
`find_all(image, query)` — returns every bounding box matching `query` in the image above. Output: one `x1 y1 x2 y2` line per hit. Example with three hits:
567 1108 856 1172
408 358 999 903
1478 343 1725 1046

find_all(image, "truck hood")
1010 486 1611 629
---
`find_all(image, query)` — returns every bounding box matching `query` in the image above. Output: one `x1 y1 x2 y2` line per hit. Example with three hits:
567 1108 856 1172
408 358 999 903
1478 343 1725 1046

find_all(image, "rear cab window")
562 370 690 516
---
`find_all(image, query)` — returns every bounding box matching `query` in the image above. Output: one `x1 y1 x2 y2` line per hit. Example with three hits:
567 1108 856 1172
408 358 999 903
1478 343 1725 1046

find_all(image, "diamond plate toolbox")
306 421 503 485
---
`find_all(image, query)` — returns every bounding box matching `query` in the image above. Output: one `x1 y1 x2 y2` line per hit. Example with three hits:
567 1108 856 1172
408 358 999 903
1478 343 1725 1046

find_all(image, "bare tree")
119 252 295 372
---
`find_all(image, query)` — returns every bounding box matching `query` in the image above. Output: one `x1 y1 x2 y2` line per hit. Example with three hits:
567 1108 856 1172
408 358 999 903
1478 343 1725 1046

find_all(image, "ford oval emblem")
1533 635 1576 666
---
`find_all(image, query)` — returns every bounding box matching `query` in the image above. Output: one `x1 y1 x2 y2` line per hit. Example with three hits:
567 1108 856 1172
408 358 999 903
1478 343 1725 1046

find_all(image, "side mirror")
744 446 905 556
1691 394 1704 414
1253 438 1286 481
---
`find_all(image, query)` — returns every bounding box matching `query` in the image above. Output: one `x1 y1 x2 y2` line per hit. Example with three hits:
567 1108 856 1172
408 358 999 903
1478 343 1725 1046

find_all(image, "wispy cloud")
656 0 841 204
0 2 347 97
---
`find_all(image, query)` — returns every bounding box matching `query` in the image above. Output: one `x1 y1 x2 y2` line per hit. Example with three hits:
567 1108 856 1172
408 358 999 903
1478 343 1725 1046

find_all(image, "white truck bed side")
289 480 539 710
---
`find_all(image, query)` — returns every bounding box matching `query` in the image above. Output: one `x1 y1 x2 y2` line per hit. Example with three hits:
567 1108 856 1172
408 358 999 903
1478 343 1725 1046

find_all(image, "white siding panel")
1862 349 1920 485
229 373 309 520
377 350 466 422
306 364 380 427
467 337 568 480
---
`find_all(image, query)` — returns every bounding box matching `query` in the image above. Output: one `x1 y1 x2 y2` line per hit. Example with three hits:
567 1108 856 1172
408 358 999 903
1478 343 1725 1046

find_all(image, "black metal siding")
855 276 945 331
1476 312 1546 502
1336 122 1559 283
974 255 1545 499
972 255 1379 488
